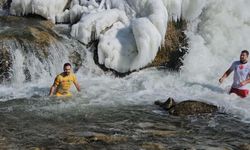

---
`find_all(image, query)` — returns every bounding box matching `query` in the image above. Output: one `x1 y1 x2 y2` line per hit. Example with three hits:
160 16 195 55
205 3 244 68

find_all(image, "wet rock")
84 133 128 144
0 135 13 149
239 144 250 150
69 51 82 73
141 142 167 150
139 129 177 137
63 136 88 145
0 0 11 10
155 97 218 116
0 16 57 47
0 46 12 83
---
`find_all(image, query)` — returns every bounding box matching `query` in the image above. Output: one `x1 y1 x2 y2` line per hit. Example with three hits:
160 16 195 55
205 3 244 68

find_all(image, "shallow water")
0 96 250 150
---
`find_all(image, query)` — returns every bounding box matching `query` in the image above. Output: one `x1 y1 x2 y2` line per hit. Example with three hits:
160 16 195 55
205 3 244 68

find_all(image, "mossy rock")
155 97 218 116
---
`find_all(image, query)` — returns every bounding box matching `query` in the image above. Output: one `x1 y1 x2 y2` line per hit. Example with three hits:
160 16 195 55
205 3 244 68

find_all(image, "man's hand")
219 77 224 84
74 82 81 92
49 85 57 96
240 81 247 87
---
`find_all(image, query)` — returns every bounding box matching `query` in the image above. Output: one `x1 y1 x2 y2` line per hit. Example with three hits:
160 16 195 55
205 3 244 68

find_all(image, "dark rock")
84 133 128 144
0 0 11 10
155 97 176 110
69 51 82 73
155 97 218 116
0 46 12 83
239 144 250 150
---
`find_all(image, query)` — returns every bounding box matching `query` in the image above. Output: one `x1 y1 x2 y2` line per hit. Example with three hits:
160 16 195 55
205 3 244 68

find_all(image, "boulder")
155 97 218 116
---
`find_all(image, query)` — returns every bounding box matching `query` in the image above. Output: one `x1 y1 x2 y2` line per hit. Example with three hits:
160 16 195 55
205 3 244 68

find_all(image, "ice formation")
10 0 207 73
10 0 68 23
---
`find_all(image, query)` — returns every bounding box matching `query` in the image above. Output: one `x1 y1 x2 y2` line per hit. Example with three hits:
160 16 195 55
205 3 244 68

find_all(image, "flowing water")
1 0 250 149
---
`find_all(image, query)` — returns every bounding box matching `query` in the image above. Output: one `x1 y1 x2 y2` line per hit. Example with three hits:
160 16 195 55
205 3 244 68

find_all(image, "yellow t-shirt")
53 73 77 96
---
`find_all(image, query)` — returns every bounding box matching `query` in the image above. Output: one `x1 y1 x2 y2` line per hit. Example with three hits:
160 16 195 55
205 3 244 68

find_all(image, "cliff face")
150 19 188 71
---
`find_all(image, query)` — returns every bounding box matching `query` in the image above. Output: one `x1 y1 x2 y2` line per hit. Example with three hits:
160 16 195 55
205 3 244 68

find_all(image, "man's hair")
63 63 71 68
241 50 249 56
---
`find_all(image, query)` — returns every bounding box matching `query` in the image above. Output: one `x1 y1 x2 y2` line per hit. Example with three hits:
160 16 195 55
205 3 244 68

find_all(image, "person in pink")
219 50 250 98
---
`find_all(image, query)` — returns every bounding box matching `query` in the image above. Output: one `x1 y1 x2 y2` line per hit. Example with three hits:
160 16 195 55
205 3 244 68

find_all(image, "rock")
141 142 167 150
0 135 13 149
239 144 250 150
155 97 218 116
84 133 128 144
0 46 12 83
155 97 176 110
0 0 11 10
141 130 177 137
69 51 82 73
63 136 88 145
149 19 188 71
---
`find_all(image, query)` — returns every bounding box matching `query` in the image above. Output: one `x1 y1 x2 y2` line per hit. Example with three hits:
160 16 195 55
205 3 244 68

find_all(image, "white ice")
71 9 129 45
10 0 68 23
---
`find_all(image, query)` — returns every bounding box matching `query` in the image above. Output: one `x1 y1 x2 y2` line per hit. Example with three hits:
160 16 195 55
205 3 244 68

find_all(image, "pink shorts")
230 88 249 98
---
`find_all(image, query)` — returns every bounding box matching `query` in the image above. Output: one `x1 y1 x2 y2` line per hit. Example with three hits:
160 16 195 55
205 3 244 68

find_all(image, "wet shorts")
230 88 249 98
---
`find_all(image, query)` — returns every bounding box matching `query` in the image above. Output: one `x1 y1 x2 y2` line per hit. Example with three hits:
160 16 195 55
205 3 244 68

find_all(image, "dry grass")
150 19 188 70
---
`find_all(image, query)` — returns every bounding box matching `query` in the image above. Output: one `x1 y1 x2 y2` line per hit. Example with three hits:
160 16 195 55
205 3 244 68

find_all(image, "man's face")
64 65 71 75
240 52 248 63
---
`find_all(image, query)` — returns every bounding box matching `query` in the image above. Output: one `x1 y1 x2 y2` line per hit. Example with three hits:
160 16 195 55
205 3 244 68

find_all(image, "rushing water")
1 0 250 149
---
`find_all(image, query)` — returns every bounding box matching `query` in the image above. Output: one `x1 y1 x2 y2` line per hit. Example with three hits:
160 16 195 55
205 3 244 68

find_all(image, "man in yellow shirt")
49 63 81 97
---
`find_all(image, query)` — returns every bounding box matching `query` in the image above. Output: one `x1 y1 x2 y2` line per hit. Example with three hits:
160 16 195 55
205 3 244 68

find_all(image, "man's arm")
73 81 81 92
240 73 250 86
219 69 233 84
240 79 250 87
49 84 57 96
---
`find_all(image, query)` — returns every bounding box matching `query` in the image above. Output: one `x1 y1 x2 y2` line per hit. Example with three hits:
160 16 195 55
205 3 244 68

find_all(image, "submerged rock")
239 144 250 150
141 142 166 150
85 133 128 144
155 97 218 116
63 136 88 145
